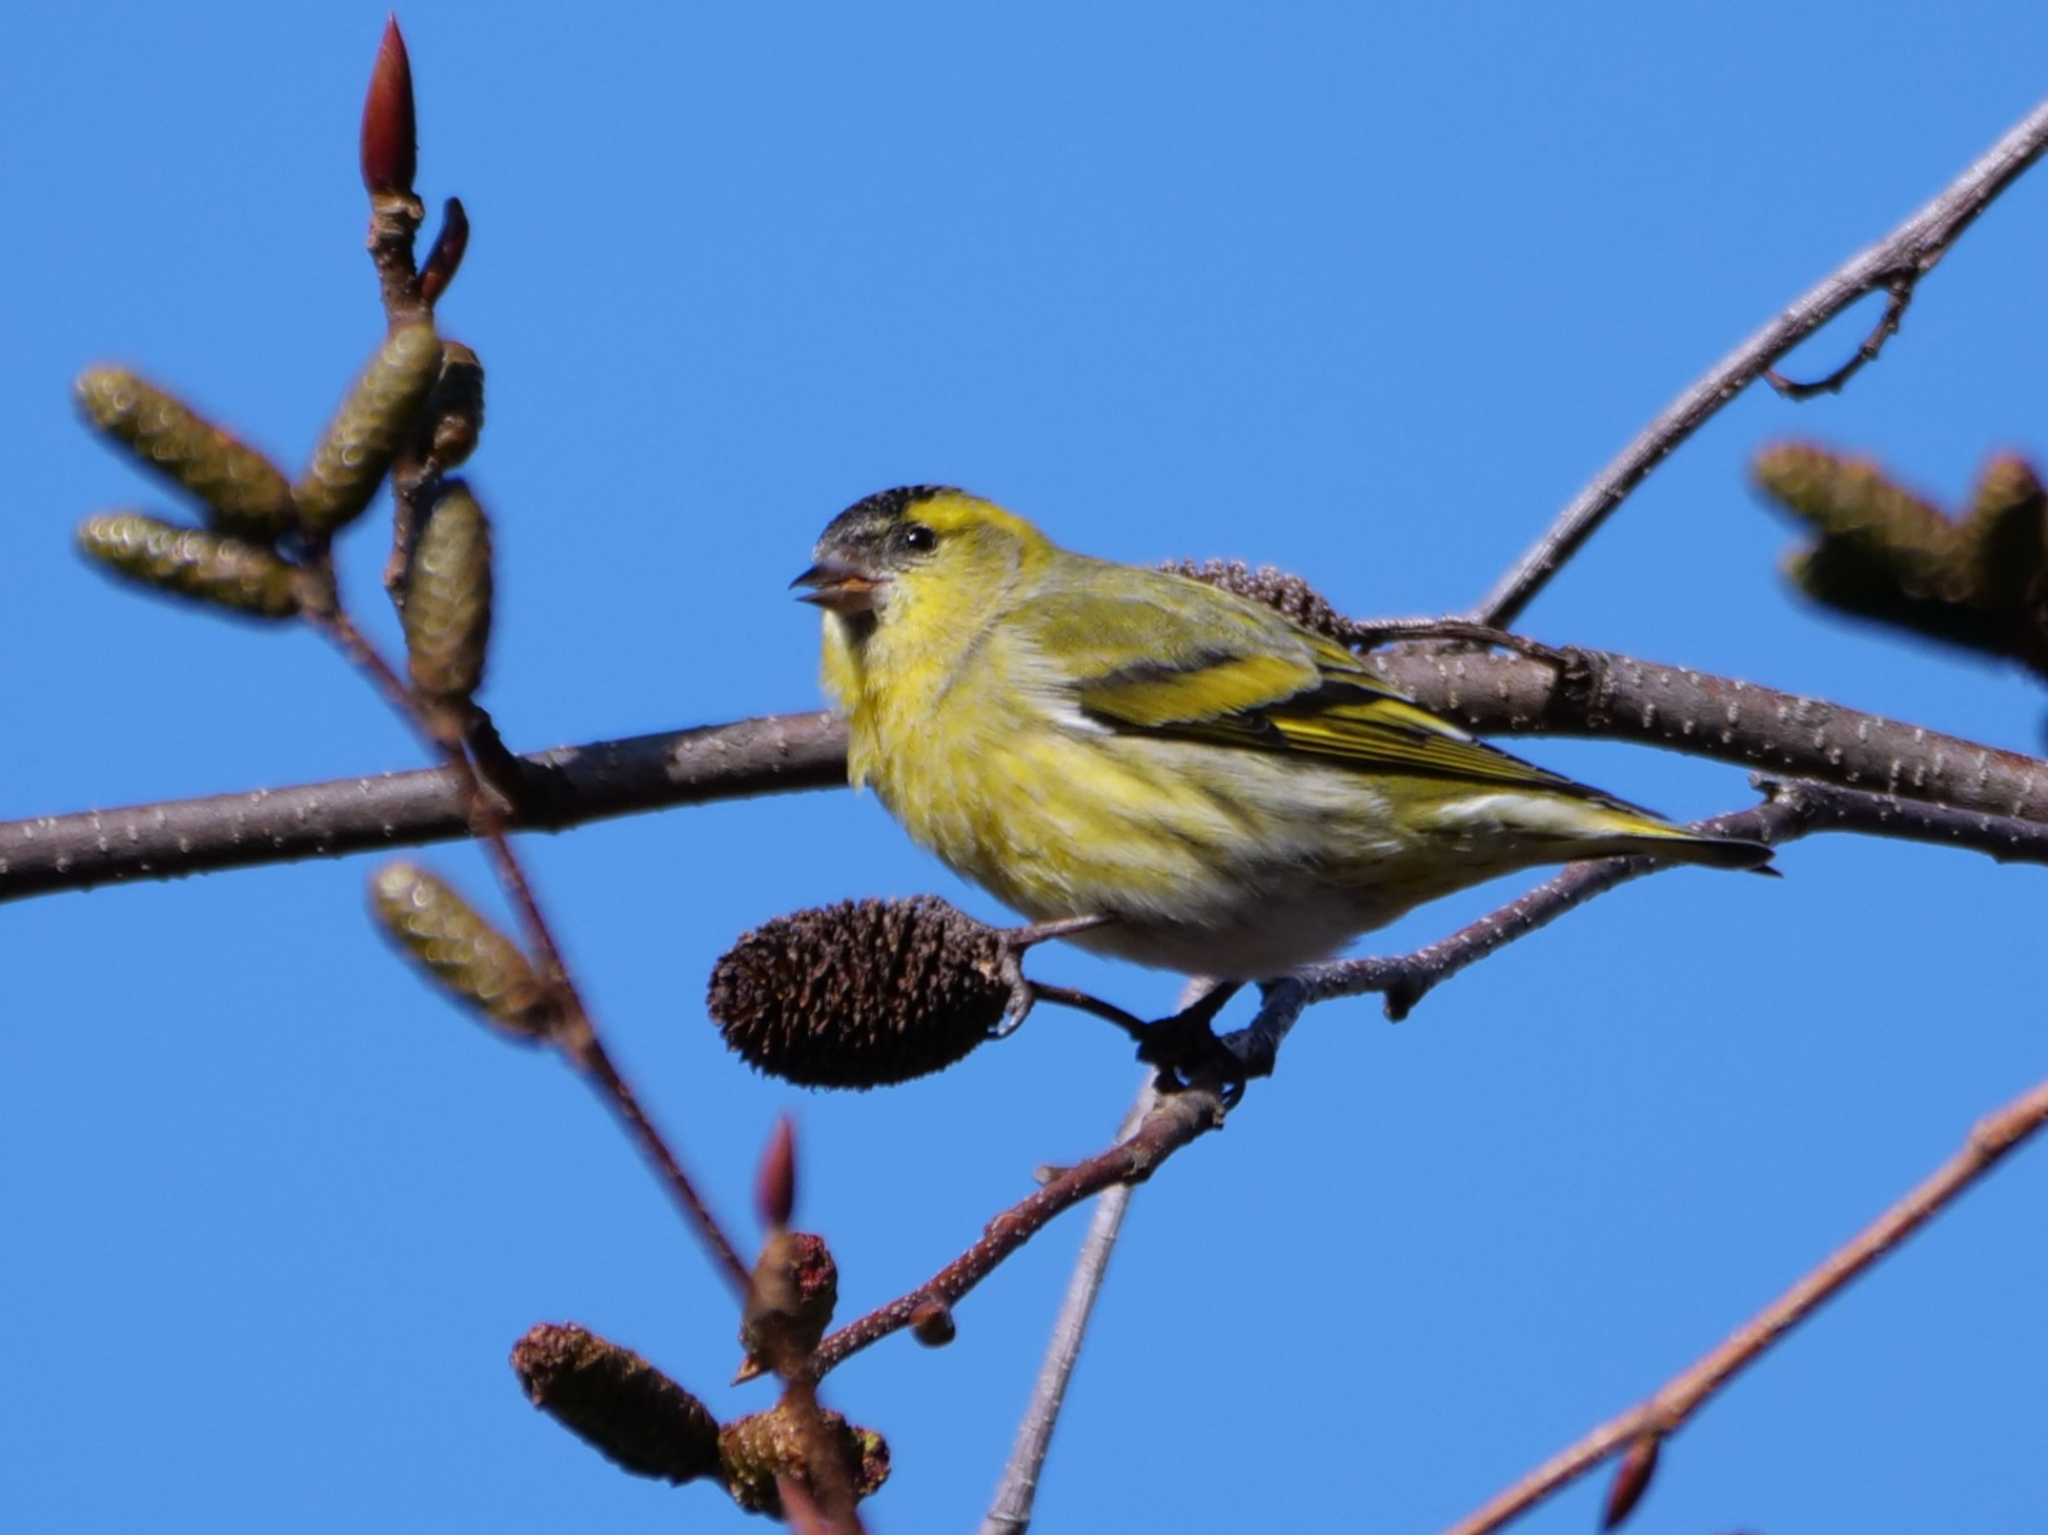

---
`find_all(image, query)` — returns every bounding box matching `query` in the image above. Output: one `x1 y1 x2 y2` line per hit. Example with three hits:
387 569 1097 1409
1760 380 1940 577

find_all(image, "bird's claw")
1135 982 1249 1107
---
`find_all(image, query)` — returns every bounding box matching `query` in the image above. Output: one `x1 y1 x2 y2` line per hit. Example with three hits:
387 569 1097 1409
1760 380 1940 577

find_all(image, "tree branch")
310 574 754 1296
1442 1070 2048 1535
1471 96 2048 628
980 1077 1158 1535
1361 646 2048 823
1293 775 2048 1023
12 647 2048 904
804 1086 1225 1382
0 711 843 902
1763 274 1915 399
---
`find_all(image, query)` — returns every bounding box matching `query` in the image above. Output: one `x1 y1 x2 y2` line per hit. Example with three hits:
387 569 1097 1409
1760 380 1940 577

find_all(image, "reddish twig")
1472 96 2048 627
806 1086 1226 1381
1442 1072 2048 1535
306 583 751 1295
774 1380 869 1535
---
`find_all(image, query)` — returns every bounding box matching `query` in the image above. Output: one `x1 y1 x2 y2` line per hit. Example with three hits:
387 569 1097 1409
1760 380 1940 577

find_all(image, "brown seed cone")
294 324 442 535
718 1402 890 1517
368 863 551 1038
403 482 492 701
77 512 300 619
510 1323 722 1485
708 897 1011 1089
76 369 294 537
1161 557 1349 643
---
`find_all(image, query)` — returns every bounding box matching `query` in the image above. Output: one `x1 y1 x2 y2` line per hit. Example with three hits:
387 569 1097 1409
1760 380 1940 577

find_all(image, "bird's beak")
790 555 885 615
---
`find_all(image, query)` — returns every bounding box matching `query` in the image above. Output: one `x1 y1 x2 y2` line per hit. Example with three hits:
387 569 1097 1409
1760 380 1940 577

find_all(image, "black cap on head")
816 485 952 548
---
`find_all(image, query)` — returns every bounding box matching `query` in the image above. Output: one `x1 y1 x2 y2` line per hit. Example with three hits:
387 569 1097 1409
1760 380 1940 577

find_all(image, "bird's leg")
989 915 1124 1038
1136 980 1247 1104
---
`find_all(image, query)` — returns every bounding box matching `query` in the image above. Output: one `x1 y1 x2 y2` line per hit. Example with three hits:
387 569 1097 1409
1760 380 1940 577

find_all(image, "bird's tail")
1577 804 1775 872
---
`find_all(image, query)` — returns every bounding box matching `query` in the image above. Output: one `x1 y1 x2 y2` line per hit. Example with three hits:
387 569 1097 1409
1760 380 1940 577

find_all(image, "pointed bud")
756 1115 797 1229
708 897 1012 1088
1601 1433 1660 1530
294 324 442 536
718 1403 890 1517
360 16 418 196
77 513 301 619
418 196 470 306
741 1231 838 1372
511 1323 722 1485
909 1299 956 1348
369 862 552 1038
403 481 491 702
75 368 294 538
1161 558 1348 643
421 340 484 469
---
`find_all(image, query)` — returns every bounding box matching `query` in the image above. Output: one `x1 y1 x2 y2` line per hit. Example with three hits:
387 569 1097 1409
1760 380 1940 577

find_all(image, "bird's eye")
902 523 937 553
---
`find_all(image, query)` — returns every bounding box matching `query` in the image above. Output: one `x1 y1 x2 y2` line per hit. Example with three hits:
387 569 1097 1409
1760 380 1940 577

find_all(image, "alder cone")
708 897 1010 1088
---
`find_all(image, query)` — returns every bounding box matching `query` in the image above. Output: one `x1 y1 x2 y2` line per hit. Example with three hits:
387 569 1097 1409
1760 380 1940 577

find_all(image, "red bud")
1601 1433 1661 1530
909 1300 955 1347
756 1115 797 1229
419 196 469 306
360 16 418 195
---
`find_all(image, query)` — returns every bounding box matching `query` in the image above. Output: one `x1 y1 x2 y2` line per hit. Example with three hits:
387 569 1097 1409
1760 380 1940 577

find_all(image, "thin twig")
1442 1072 2048 1535
306 588 752 1295
364 113 749 1284
1025 984 1151 1041
806 1086 1226 1381
1763 275 1915 398
981 1077 1158 1535
15 645 2048 903
1472 96 2048 627
772 1379 869 1535
1300 776 2048 1022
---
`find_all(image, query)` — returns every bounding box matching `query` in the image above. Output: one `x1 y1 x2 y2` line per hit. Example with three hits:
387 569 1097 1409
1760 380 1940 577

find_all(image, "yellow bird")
794 487 1767 1028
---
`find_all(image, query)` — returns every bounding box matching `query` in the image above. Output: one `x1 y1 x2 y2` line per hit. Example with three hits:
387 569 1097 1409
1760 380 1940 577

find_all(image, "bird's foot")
990 915 1122 1036
1135 981 1248 1106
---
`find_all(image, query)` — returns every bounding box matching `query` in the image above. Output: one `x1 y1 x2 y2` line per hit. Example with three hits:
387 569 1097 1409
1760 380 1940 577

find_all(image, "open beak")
790 555 885 616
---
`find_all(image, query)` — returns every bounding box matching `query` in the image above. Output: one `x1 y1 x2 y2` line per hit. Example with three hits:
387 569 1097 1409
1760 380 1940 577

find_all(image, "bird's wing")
1015 563 1605 799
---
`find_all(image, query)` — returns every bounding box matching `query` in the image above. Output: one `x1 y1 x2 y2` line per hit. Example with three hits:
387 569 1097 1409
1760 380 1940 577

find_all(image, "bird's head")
792 486 1048 639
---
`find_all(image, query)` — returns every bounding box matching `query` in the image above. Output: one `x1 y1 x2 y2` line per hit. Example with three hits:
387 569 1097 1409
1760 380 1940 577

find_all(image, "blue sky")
7 4 2048 1531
